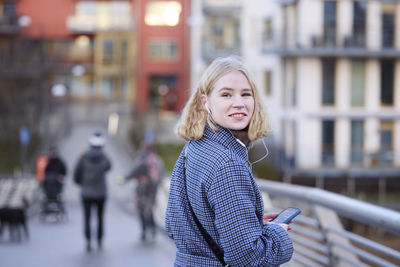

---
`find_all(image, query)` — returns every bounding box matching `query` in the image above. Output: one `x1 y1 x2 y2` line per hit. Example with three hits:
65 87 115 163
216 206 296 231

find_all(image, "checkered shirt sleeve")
166 126 293 266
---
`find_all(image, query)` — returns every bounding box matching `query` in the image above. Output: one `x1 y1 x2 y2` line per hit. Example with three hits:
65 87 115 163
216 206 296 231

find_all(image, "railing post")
347 176 355 196
283 171 292 184
314 205 361 267
378 177 386 205
316 174 324 189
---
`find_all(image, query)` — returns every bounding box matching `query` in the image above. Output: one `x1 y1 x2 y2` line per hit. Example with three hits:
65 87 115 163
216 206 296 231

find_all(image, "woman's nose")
232 96 245 108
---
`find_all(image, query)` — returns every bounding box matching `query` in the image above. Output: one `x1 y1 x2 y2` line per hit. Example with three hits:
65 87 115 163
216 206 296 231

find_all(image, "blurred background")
1 0 399 202
0 0 399 266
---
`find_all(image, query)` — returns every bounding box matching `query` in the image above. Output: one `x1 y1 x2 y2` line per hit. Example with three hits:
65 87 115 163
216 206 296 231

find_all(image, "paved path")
0 124 177 267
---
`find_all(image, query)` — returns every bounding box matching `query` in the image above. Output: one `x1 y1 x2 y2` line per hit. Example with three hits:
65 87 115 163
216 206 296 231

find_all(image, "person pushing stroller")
43 147 67 199
40 147 67 221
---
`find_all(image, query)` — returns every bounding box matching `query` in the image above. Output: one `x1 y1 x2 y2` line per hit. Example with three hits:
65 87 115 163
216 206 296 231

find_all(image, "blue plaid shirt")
166 125 293 266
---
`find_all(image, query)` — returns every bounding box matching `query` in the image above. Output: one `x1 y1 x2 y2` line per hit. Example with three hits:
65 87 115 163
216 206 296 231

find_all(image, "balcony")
265 33 400 59
203 0 242 16
202 39 241 61
67 15 134 33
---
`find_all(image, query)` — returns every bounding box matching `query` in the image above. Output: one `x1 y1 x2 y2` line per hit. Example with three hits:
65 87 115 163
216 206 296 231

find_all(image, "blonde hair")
176 56 272 142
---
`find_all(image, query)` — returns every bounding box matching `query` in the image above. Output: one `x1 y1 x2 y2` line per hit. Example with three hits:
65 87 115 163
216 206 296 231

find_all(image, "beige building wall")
190 0 400 171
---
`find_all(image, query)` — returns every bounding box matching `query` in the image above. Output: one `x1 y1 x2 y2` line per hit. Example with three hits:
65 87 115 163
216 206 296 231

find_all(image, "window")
322 120 335 165
351 60 365 107
289 60 297 107
71 1 132 31
121 40 128 65
202 15 240 57
148 40 178 61
70 35 91 61
102 39 114 65
351 120 364 165
70 75 87 97
322 59 335 106
283 59 297 107
379 121 394 165
102 78 115 99
287 121 297 168
0 3 17 25
382 4 396 48
121 77 129 101
353 1 366 47
149 75 178 111
52 40 73 60
264 71 271 96
262 19 273 49
323 1 336 46
76 1 96 17
145 1 182 26
380 60 394 106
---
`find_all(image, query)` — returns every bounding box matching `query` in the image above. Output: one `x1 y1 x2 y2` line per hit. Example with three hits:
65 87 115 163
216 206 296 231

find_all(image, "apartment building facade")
190 0 400 176
269 0 400 175
13 0 136 103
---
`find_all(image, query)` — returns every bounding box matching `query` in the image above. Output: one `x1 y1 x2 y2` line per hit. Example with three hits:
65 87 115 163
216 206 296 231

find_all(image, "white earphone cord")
249 138 269 167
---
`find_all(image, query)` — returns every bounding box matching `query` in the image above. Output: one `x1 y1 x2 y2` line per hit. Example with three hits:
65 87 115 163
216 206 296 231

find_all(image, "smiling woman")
165 56 294 267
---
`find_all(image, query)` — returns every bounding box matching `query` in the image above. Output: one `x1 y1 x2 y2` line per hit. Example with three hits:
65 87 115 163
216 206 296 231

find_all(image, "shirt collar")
203 124 248 161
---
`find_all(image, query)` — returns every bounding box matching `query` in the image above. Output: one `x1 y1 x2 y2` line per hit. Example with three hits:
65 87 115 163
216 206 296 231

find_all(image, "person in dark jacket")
74 132 111 252
43 147 67 199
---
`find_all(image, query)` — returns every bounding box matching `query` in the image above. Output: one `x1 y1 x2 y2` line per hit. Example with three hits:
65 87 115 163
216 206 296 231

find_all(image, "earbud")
205 103 211 114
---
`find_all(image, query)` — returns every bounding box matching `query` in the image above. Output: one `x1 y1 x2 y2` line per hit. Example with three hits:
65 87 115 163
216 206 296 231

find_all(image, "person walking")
74 132 111 251
165 56 294 266
120 137 165 242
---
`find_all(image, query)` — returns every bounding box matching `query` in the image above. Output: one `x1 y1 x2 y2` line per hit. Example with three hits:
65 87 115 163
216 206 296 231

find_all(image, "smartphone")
270 207 301 224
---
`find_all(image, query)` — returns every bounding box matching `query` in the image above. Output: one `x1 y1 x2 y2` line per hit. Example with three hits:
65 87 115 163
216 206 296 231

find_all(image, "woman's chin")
226 124 248 131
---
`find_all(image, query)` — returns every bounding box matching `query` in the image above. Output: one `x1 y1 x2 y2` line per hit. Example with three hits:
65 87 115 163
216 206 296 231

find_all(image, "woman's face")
202 70 255 131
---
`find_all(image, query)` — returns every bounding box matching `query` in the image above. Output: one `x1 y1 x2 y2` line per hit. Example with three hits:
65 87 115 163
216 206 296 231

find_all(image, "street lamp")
51 83 67 97
71 64 85 77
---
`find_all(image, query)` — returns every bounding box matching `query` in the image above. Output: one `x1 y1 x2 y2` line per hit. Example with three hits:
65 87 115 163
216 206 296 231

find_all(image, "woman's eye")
242 93 252 97
221 93 231 97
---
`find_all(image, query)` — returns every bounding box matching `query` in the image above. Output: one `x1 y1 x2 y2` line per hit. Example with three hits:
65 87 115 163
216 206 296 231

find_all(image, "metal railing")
157 178 400 266
258 179 400 267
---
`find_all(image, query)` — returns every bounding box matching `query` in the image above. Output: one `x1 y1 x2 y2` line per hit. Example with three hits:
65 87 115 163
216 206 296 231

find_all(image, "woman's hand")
263 213 278 224
264 213 291 231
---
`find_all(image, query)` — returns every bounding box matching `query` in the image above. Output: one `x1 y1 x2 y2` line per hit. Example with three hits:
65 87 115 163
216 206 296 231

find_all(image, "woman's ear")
200 94 208 111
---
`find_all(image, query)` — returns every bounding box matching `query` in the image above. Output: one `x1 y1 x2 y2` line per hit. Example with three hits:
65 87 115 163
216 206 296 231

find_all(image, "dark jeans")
82 197 106 243
138 207 155 240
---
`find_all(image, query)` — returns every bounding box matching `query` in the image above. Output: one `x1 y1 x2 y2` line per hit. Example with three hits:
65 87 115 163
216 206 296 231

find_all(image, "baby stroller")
40 173 67 222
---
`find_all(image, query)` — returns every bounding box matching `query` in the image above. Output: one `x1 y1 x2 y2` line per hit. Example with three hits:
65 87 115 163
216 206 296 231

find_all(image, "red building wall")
135 0 190 113
17 0 74 39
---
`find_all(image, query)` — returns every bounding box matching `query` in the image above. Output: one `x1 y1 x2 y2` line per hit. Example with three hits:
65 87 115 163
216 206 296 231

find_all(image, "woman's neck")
230 129 251 148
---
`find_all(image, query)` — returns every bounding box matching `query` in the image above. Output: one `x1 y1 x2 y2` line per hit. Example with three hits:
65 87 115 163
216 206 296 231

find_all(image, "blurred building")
17 0 136 103
0 0 191 165
134 0 191 113
1 0 190 113
265 0 400 177
189 0 400 177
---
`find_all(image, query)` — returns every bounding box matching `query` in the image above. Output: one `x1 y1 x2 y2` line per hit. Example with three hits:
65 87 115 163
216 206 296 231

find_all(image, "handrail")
257 179 400 235
326 227 400 261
